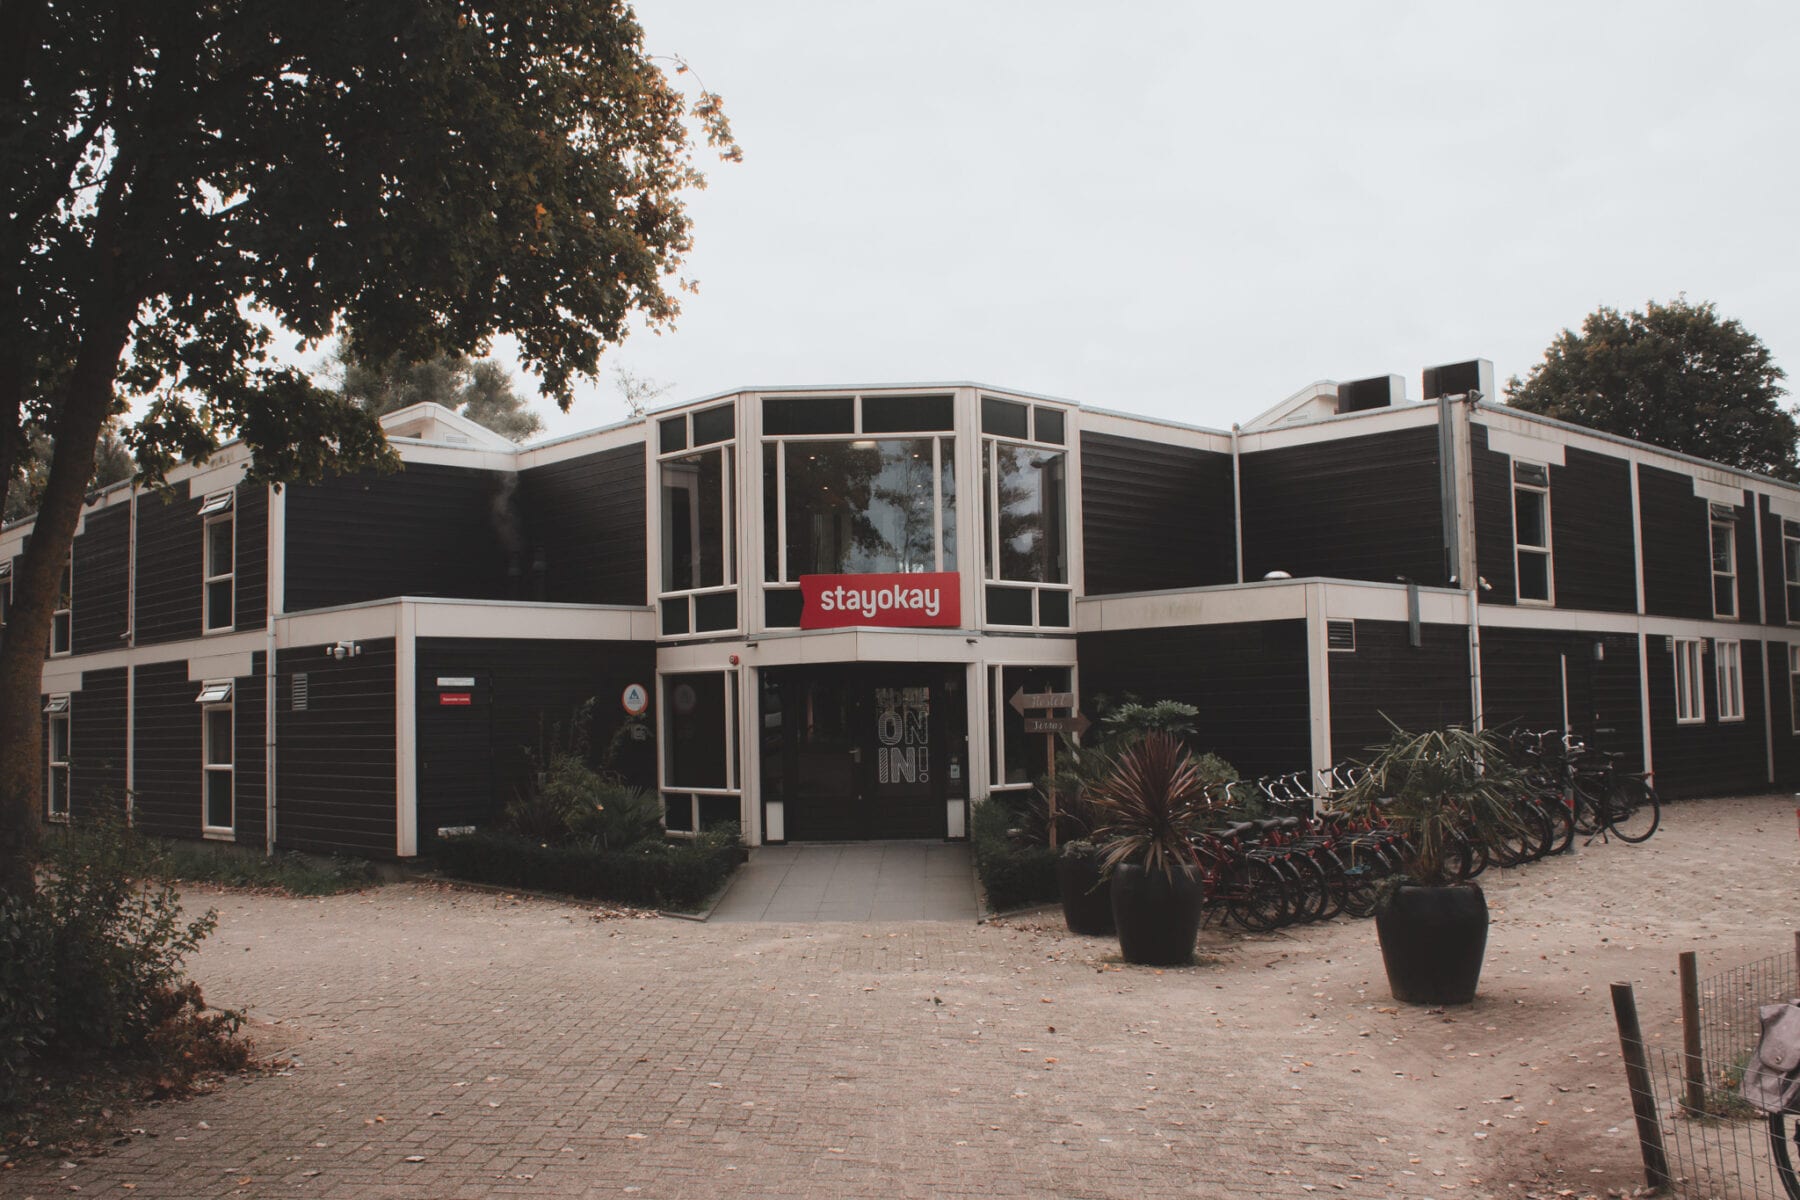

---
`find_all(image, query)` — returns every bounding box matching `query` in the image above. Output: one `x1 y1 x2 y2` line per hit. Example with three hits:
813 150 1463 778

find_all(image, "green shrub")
430 825 744 910
45 822 376 896
971 798 1058 911
2 820 238 1109
566 783 664 851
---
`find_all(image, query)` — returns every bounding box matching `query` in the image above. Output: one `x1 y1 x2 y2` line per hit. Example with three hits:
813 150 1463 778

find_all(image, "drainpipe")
1230 424 1244 584
265 484 283 856
1468 585 1483 732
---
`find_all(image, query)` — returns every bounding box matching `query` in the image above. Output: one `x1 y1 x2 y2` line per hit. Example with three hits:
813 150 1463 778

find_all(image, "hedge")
430 831 744 911
971 799 1059 912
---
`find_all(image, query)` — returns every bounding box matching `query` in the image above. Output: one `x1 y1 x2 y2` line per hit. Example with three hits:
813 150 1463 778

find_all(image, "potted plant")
1334 724 1525 1005
1089 732 1212 965
1055 838 1114 936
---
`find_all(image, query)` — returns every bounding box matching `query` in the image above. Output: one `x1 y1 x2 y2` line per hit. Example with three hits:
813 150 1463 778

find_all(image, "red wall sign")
438 692 473 706
799 572 960 630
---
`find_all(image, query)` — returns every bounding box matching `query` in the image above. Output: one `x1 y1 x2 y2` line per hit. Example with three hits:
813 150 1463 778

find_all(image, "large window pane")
661 449 730 591
782 439 944 576
665 672 729 789
207 520 233 575
1514 488 1546 548
206 708 233 765
205 770 233 828
988 445 1066 583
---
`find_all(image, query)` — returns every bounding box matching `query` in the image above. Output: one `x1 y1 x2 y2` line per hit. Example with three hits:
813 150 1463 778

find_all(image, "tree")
1507 298 1795 480
1 3 738 899
336 343 544 442
5 423 134 522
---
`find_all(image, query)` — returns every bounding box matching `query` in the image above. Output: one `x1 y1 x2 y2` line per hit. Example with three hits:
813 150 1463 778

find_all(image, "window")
1715 639 1744 721
657 404 738 637
1512 461 1552 603
1710 505 1737 619
988 664 1072 787
50 555 71 655
200 686 233 834
1785 521 1800 624
981 397 1073 628
661 670 739 836
204 507 235 632
1673 638 1705 724
763 438 956 580
46 695 70 820
1789 645 1800 735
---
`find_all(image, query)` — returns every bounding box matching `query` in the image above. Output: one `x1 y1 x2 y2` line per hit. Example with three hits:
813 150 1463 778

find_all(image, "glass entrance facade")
758 664 970 841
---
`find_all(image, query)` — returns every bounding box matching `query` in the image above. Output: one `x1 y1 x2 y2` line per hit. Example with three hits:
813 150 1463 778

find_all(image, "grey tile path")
709 841 976 922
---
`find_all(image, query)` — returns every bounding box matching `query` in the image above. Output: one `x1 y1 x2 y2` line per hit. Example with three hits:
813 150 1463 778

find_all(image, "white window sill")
203 625 237 636
1674 717 1707 726
1718 715 1746 724
202 828 235 841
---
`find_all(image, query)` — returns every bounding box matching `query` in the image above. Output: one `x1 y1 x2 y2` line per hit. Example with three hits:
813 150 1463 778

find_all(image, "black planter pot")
1375 883 1489 1005
1109 862 1204 966
1057 850 1115 936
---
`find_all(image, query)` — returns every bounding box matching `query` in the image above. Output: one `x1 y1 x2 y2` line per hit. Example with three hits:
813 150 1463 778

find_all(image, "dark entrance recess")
760 664 969 841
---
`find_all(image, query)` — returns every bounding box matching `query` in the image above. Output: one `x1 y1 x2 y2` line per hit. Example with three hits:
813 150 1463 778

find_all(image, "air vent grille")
1326 620 1356 652
292 673 309 711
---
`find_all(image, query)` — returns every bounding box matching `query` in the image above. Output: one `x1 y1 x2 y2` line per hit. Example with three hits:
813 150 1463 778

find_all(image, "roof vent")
1422 359 1496 402
1335 375 1405 415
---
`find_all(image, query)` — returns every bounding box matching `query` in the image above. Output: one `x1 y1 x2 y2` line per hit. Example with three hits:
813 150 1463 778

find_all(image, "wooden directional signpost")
1010 687 1090 846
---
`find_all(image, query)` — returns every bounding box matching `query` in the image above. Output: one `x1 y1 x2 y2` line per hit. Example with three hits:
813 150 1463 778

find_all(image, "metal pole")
1611 981 1673 1192
1679 951 1705 1115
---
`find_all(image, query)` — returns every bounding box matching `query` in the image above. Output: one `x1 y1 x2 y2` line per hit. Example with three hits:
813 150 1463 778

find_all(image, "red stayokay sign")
798 572 960 630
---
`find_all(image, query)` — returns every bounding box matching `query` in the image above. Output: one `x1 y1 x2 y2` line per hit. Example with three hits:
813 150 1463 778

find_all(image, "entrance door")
763 664 967 841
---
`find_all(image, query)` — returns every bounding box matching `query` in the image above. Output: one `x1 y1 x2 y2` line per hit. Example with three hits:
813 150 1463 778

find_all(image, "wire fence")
1618 941 1800 1199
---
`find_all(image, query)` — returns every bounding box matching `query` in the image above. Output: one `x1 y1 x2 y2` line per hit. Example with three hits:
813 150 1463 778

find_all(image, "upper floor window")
0 562 11 648
658 402 738 637
1715 639 1744 721
1512 461 1552 604
50 555 71 655
1673 637 1705 724
1784 520 1800 624
203 493 235 632
1710 504 1737 619
981 397 1071 628
1789 644 1800 734
763 438 956 580
45 694 70 820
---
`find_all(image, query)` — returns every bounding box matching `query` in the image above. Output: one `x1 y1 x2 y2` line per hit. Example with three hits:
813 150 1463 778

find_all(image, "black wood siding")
70 666 128 818
1079 432 1236 594
1645 634 1767 797
285 464 513 611
1470 425 1516 605
1549 448 1637 613
1078 621 1311 778
72 504 130 654
1638 465 1714 621
1761 495 1789 625
236 485 268 629
134 483 203 646
235 659 267 849
1240 425 1446 586
1328 621 1471 763
131 660 203 837
414 637 658 837
519 445 648 605
1769 639 1800 787
275 639 397 856
1735 500 1761 623
1479 628 1644 769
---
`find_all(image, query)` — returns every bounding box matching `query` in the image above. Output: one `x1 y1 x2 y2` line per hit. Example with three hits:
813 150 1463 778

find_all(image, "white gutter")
265 484 284 856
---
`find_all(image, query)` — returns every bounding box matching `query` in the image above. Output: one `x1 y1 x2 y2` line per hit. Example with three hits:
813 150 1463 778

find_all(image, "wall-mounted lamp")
1593 641 1606 662
329 640 362 661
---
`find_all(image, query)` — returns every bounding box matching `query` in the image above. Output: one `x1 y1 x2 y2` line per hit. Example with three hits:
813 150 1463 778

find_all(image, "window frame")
761 434 956 584
1789 644 1800 735
1710 508 1738 620
1673 637 1706 725
1784 520 1800 625
201 689 234 837
655 402 739 640
203 508 236 634
1511 460 1553 606
987 663 1075 791
49 553 71 656
1714 638 1744 722
980 396 1074 630
46 695 70 821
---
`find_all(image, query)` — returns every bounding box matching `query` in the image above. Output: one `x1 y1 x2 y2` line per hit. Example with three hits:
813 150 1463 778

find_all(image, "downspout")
265 484 284 856
124 488 137 824
1230 424 1244 584
1452 393 1481 729
1755 496 1775 784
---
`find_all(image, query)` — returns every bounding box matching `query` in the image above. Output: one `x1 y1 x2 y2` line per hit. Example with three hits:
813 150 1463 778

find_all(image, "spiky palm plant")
1333 724 1526 887
1089 733 1213 880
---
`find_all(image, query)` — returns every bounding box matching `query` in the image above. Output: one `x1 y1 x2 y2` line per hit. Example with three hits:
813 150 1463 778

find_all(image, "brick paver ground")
12 794 1797 1199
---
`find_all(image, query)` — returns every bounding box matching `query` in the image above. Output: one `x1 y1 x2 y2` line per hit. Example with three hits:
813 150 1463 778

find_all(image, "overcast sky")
485 2 1799 439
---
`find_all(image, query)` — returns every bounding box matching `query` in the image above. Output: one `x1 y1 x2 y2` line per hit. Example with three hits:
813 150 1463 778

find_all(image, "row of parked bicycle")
1194 729 1661 933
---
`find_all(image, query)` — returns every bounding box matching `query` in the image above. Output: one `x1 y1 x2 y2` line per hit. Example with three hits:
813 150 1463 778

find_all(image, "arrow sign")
1023 713 1092 736
1010 687 1076 715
